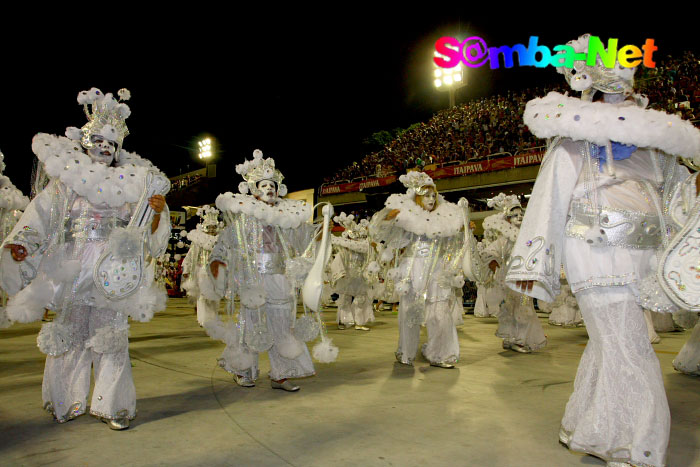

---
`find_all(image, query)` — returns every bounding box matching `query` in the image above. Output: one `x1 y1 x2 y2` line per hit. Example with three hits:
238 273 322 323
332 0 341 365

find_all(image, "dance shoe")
337 323 346 330
502 341 511 350
510 343 532 353
271 380 300 392
354 325 370 331
394 352 413 366
101 417 130 430
430 361 455 369
234 374 255 387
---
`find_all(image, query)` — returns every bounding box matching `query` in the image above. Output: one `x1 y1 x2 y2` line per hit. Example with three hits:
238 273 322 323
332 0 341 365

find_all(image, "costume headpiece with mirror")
65 88 131 162
235 149 288 198
399 171 435 196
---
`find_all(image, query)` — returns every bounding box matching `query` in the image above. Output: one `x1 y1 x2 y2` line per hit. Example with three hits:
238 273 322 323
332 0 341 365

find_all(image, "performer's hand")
211 260 225 278
469 221 476 230
5 244 27 262
516 280 535 292
149 195 166 214
385 209 400 220
488 260 499 272
182 274 189 279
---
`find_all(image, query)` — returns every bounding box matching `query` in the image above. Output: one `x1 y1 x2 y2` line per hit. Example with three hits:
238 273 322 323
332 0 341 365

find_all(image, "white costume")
548 283 583 327
0 150 30 325
205 150 319 389
329 213 373 330
505 35 699 467
181 205 221 326
369 172 465 367
473 230 502 318
482 194 547 352
644 171 700 375
0 88 170 428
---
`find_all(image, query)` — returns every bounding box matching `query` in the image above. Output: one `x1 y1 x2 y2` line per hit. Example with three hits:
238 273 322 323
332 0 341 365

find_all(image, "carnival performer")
505 34 699 467
369 171 465 368
0 150 30 326
369 240 400 314
181 205 222 326
329 213 373 331
547 283 583 327
473 228 502 318
0 87 170 430
482 194 546 353
206 149 319 392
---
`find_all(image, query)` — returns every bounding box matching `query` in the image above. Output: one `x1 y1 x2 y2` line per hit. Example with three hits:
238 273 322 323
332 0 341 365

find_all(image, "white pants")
495 290 547 350
234 303 315 381
337 293 374 326
196 296 218 326
673 320 700 375
561 287 670 467
42 305 135 422
396 298 459 365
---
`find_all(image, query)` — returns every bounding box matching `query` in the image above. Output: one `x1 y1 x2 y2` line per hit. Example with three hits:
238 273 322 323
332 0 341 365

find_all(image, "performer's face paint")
257 180 277 205
508 208 523 227
417 188 437 212
88 134 117 165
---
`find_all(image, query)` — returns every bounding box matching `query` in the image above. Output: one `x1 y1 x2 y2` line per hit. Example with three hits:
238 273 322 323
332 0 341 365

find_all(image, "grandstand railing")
320 146 548 196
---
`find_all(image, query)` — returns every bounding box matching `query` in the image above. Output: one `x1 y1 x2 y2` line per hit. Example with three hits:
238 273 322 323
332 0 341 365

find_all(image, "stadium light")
433 48 465 108
198 138 213 160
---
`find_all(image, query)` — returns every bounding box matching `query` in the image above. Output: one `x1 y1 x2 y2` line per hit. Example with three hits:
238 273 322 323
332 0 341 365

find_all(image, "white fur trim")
384 193 462 238
216 192 311 229
524 92 700 159
186 229 218 250
32 133 166 208
312 337 339 363
0 175 29 210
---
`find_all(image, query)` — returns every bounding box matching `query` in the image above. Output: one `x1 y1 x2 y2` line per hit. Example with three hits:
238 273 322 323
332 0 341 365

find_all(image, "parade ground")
1 299 698 467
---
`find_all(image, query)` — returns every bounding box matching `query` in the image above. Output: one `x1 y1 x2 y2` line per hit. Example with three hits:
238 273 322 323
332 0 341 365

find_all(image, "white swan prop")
302 202 334 312
458 198 486 283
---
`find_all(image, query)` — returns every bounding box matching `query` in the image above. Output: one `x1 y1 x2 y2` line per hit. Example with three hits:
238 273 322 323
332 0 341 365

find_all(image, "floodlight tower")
198 138 213 160
433 50 465 108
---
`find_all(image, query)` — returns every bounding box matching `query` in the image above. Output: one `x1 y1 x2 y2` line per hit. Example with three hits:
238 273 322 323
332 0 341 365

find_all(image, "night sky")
1 10 694 196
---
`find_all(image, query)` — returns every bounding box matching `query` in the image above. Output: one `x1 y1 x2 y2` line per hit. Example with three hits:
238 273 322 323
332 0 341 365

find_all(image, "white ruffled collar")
331 235 369 254
0 175 29 210
384 193 462 238
482 214 519 243
524 92 700 159
216 192 311 229
186 228 218 250
32 133 164 208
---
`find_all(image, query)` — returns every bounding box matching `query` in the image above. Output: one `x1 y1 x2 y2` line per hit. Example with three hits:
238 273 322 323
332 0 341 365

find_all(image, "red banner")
320 151 544 196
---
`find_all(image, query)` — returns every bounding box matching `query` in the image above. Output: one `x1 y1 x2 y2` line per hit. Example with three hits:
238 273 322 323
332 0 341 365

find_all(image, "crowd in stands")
324 52 699 186
171 173 203 191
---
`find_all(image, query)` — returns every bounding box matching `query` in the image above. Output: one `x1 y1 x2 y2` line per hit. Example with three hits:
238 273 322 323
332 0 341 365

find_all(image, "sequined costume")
504 77 697 465
658 172 700 375
482 204 547 352
181 206 221 326
0 150 30 326
207 190 318 382
329 214 373 328
547 283 583 327
369 175 465 366
0 135 170 424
